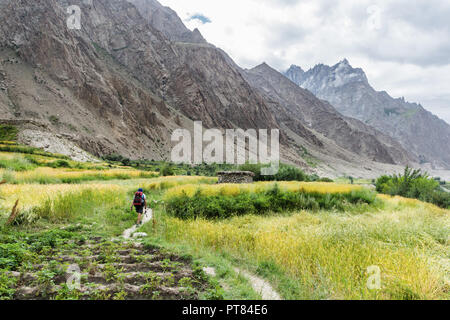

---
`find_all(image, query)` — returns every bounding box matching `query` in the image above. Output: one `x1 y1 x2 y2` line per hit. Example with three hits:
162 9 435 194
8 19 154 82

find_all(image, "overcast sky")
158 0 450 124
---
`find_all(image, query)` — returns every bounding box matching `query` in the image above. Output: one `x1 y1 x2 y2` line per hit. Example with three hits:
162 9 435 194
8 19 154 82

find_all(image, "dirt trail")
203 266 282 300
122 209 153 239
234 268 281 300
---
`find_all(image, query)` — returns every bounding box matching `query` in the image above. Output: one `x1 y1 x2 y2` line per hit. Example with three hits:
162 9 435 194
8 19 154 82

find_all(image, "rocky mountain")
243 63 414 166
0 0 278 158
126 0 207 44
285 60 450 169
0 0 416 177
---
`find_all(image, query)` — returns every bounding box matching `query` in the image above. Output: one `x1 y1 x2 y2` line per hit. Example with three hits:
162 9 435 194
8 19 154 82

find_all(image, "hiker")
131 188 147 226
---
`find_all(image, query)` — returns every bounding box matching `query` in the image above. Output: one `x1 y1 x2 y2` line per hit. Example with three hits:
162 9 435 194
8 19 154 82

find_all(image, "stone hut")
217 171 255 184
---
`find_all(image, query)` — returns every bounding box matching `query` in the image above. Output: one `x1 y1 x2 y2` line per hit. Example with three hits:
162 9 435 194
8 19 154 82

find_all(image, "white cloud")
158 0 450 124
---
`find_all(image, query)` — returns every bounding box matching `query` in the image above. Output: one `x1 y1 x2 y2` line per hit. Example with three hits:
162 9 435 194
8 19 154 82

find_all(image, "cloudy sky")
159 0 450 124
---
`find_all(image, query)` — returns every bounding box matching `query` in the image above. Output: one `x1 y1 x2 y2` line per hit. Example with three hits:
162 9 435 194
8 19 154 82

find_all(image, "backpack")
133 191 144 206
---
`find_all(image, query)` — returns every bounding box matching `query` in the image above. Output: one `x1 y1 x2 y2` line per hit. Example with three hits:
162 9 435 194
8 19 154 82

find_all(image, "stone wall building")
217 171 255 184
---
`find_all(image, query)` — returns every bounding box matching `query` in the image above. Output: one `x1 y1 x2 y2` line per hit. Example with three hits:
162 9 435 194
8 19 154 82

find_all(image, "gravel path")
122 208 153 239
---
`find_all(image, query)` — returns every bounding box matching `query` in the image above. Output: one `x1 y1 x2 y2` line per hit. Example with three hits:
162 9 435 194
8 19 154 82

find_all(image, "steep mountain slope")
0 0 279 159
244 63 414 165
285 60 450 169
0 0 415 177
127 0 206 44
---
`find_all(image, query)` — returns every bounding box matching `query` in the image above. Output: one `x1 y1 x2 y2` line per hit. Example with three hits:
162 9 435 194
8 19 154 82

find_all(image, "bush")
47 160 71 168
0 125 18 141
166 184 377 220
103 153 124 162
375 167 449 209
318 178 334 183
161 165 175 177
428 191 450 209
238 163 309 182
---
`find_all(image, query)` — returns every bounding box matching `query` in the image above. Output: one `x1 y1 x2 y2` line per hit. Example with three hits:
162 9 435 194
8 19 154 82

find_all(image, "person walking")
131 188 147 226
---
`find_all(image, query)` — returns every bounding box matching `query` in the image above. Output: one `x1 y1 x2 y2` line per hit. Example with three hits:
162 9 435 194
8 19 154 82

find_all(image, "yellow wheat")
164 181 364 199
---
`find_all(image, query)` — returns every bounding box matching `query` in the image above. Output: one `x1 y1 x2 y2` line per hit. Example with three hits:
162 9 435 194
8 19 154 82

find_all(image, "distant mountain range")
285 60 450 169
0 0 439 177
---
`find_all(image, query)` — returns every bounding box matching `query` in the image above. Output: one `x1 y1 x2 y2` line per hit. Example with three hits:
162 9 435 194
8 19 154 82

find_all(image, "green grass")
0 156 36 172
0 144 69 159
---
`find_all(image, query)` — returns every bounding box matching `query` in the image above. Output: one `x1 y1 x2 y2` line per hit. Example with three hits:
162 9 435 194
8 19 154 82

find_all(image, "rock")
132 232 148 238
18 129 97 162
217 171 255 184
202 267 216 277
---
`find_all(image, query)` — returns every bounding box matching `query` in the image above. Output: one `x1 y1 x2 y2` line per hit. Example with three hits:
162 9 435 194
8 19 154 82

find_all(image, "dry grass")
164 181 364 199
141 176 217 191
158 195 449 299
0 183 124 211
0 167 158 184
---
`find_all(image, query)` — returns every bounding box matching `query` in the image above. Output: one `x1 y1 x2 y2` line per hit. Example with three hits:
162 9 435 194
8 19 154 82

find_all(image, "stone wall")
217 171 255 184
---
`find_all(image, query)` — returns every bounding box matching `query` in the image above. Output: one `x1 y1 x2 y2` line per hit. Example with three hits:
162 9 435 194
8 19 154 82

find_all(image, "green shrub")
161 165 175 177
48 115 60 125
238 163 309 182
121 158 131 166
48 160 71 168
166 185 377 220
428 191 450 209
375 167 449 209
0 125 18 141
318 178 334 183
103 153 124 162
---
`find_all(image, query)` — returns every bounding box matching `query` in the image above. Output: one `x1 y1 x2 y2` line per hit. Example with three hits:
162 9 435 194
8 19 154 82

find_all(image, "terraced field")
8 239 212 300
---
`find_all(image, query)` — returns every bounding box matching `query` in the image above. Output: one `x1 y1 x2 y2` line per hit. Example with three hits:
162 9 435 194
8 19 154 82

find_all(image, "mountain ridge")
285 60 450 169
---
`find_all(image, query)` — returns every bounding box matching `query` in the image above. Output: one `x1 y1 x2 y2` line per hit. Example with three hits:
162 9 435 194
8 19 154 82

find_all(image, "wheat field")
164 181 364 199
156 194 449 299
